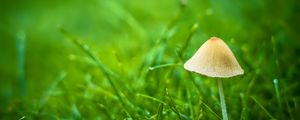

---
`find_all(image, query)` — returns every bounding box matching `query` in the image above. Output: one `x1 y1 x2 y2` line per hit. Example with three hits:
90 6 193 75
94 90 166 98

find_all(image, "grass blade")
149 63 181 71
71 104 81 119
98 103 113 120
167 96 182 120
199 99 222 120
178 23 199 57
38 72 67 110
137 93 167 105
157 103 164 120
16 30 26 99
239 93 248 120
273 79 282 110
251 96 276 119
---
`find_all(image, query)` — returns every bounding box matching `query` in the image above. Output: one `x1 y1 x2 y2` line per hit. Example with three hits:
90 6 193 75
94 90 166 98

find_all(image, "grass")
251 96 275 120
0 0 300 119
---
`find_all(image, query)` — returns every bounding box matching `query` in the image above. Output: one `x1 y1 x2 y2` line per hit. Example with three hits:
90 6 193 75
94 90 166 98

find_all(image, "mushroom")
184 37 244 120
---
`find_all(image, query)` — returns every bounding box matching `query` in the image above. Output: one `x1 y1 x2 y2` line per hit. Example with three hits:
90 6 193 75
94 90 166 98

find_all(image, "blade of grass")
271 36 280 76
246 76 257 94
71 104 81 119
98 103 113 120
199 98 222 120
136 93 167 105
16 30 26 100
18 116 26 120
38 72 67 110
177 23 199 57
112 50 125 76
149 63 181 71
284 96 294 120
197 105 203 120
273 79 282 110
283 78 295 120
95 87 118 100
251 96 276 120
107 1 145 39
157 103 164 120
271 36 283 116
184 74 194 119
239 93 248 120
167 96 182 120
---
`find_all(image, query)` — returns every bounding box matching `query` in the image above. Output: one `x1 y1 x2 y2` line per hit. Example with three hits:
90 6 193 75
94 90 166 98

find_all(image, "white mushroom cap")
184 37 244 78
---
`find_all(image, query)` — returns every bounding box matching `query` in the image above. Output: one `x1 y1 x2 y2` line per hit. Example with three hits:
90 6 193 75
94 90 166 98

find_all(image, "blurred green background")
0 0 300 119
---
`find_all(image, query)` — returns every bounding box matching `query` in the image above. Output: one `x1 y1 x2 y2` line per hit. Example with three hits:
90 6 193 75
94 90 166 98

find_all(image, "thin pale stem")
218 79 228 120
16 30 26 100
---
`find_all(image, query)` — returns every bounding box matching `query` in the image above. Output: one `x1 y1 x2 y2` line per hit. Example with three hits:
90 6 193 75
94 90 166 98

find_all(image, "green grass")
0 0 300 119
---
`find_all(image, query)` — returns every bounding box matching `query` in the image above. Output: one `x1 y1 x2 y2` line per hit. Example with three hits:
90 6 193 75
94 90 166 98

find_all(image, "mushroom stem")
218 79 228 120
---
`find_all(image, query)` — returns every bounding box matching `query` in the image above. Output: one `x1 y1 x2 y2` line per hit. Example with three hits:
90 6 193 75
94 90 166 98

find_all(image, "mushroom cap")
184 37 244 78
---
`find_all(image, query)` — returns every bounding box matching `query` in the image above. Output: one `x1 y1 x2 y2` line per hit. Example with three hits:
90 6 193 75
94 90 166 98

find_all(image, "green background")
0 0 299 119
